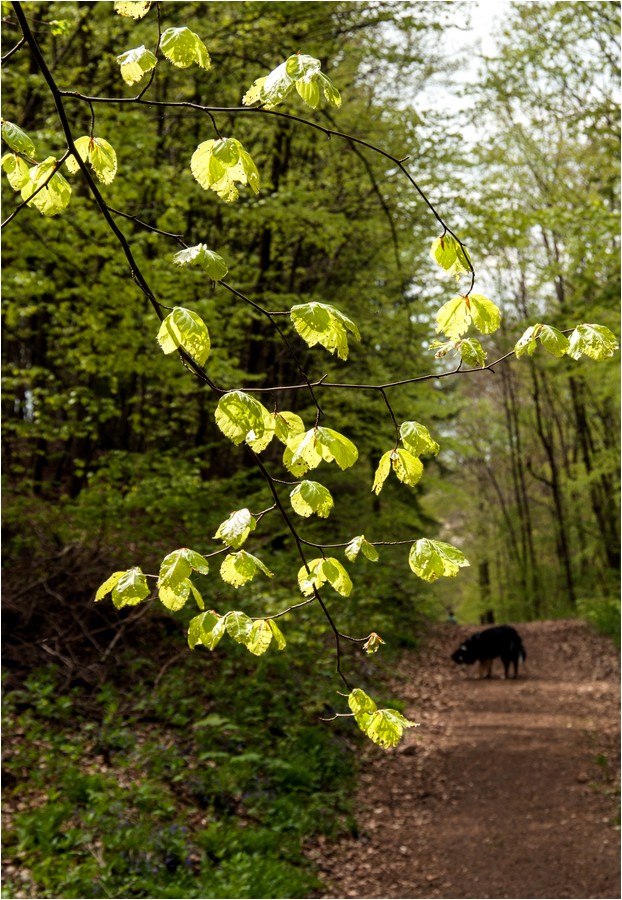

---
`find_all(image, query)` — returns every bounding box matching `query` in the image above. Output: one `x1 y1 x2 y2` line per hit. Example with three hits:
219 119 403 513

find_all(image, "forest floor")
312 620 620 900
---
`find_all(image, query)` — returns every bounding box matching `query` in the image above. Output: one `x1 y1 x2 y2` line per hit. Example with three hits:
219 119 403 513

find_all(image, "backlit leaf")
408 538 469 583
159 578 191 611
372 451 392 495
289 480 334 518
297 557 352 597
566 324 618 361
111 567 150 609
468 294 501 335
399 421 439 457
246 619 273 656
430 233 471 278
1 120 36 156
191 137 260 202
215 391 270 447
188 611 220 649
459 338 487 367
2 153 31 190
220 551 273 588
95 571 125 602
21 157 71 217
225 610 253 643
243 54 341 110
116 45 158 85
246 405 276 453
172 244 228 280
273 411 305 445
345 535 379 563
539 325 569 357
160 26 211 70
268 619 287 650
214 509 257 549
436 294 501 340
362 632 384 654
391 448 423 487
290 301 360 360
66 136 117 185
157 307 210 367
348 688 417 748
114 1 151 18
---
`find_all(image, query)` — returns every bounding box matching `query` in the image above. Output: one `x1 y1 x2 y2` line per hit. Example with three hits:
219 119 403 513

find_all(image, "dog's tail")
518 638 527 662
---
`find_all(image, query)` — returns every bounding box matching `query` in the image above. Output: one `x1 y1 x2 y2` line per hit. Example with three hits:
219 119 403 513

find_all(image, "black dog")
451 625 526 679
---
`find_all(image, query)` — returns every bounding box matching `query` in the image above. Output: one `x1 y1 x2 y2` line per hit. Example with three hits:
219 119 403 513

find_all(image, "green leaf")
188 610 220 649
1 120 36 156
363 632 384 654
290 301 360 360
246 405 276 453
243 54 341 110
111 567 150 609
160 26 211 70
284 426 358 476
215 391 271 447
191 137 260 202
225 610 253 644
514 325 539 358
348 689 417 748
95 571 125 602
468 294 501 335
2 153 31 190
459 338 487 367
273 410 305 445
158 547 209 584
268 619 287 650
66 136 117 185
157 307 210 366
21 157 72 217
116 45 158 86
566 324 619 361
391 448 423 487
172 244 228 280
188 580 205 611
246 619 274 656
214 509 257 549
399 421 439 457
539 325 570 357
345 535 379 563
297 557 352 598
159 578 191 611
436 294 501 340
220 551 273 588
373 449 423 494
114 0 151 18
430 233 470 278
372 451 392 495
289 480 334 518
408 538 470 583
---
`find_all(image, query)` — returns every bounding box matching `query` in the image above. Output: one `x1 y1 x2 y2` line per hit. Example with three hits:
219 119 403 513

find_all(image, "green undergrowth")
1 637 366 899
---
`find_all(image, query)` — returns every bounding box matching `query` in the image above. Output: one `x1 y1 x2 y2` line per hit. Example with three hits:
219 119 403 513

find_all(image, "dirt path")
314 620 620 900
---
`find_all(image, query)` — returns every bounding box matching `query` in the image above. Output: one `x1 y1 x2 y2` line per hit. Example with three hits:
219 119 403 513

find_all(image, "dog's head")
451 637 477 666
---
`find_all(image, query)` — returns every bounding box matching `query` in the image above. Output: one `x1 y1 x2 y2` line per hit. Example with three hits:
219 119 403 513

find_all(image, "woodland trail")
313 620 620 900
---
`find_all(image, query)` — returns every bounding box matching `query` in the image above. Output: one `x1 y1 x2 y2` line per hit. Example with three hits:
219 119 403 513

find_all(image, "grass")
1 637 360 899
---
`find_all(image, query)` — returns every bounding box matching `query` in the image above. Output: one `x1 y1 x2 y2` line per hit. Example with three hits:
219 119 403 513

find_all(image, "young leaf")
373 449 422 494
157 307 210 367
159 578 191 611
273 410 305 445
514 325 539 358
220 551 273 588
111 567 150 609
160 26 211 70
225 610 253 644
372 450 392 495
290 301 360 360
242 54 341 110
468 294 501 335
172 244 228 281
21 157 71 217
399 421 439 457
297 557 352 598
539 325 570 357
215 391 271 447
348 689 417 749
2 153 31 190
158 547 209 588
116 45 158 86
430 233 471 278
188 580 205 611
188 610 220 649
95 571 125 602
314 427 358 470
268 619 287 650
114 1 151 18
345 535 379 563
408 538 469 582
214 508 257 550
363 632 384 654
284 426 358 476
436 294 501 340
191 137 260 202
246 619 274 656
66 136 117 185
459 337 487 368
566 324 619 361
246 405 276 453
289 480 334 518
1 120 36 157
